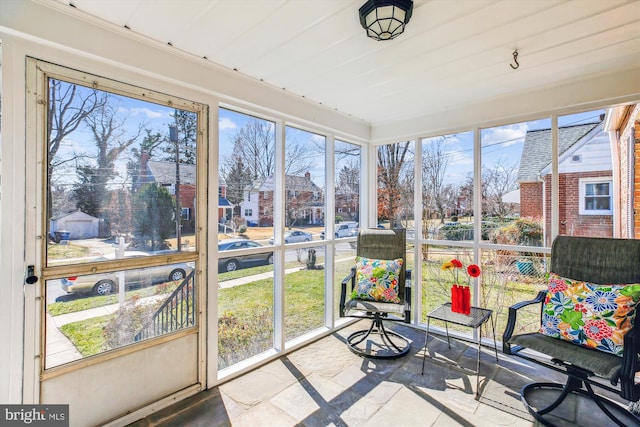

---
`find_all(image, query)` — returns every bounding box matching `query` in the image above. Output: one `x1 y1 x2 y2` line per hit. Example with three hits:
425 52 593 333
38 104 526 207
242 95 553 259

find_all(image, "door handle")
25 265 38 284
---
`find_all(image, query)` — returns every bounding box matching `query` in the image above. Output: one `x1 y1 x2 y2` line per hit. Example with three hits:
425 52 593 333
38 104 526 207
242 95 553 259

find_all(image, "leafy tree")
133 183 175 250
128 128 166 191
162 110 197 165
73 165 102 217
223 153 252 216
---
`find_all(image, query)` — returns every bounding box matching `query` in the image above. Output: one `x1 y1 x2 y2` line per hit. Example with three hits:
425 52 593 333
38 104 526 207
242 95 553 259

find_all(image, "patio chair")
339 228 411 359
503 235 640 426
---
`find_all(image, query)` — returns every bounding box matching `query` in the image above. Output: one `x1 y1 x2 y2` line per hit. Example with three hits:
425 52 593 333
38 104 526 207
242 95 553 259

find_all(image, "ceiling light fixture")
359 0 413 41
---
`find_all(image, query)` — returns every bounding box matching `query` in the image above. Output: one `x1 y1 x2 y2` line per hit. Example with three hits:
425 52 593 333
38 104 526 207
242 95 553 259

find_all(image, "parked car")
268 230 312 244
218 239 274 272
61 251 194 296
321 223 359 239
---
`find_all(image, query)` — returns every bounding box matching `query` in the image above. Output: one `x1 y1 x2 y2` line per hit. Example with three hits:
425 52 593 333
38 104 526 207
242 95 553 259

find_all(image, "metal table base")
421 303 498 398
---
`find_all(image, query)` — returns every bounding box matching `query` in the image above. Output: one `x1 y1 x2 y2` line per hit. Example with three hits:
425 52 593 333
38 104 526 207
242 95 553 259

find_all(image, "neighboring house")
241 172 324 227
138 154 233 232
518 121 613 241
50 210 100 239
335 183 359 222
218 180 233 224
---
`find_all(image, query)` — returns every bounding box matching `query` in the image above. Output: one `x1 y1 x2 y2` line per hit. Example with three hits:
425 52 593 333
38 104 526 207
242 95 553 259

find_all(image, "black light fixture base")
359 0 414 41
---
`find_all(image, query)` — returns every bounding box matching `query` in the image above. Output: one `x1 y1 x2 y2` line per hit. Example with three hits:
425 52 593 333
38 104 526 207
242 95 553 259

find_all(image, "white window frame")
579 176 613 215
181 207 191 220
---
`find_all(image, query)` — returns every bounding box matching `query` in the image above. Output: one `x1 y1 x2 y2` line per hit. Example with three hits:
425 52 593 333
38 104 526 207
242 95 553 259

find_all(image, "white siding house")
49 211 100 239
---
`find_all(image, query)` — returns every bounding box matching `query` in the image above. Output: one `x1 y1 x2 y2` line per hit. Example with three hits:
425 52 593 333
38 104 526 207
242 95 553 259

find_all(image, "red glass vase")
451 285 462 313
461 286 471 315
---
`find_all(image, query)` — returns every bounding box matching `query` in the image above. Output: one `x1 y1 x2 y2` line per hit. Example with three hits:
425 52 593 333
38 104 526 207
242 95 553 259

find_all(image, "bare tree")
482 160 519 219
47 79 107 218
422 137 457 224
377 142 412 225
227 119 276 180
335 140 361 163
221 119 318 226
73 101 143 222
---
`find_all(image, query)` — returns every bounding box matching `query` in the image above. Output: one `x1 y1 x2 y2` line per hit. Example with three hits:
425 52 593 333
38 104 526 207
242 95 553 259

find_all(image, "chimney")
138 152 151 187
305 171 311 180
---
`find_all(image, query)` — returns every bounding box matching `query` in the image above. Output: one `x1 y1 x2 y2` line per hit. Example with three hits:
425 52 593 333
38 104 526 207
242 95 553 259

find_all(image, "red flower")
584 319 613 341
451 259 463 268
467 264 481 278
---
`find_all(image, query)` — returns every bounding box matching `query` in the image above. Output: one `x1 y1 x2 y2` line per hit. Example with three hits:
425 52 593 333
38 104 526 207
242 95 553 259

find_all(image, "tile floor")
129 321 638 426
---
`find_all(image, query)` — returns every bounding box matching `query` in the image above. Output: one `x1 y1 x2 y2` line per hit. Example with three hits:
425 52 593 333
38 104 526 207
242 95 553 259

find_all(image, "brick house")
139 155 232 232
606 104 640 239
518 121 613 242
335 183 359 222
241 172 324 227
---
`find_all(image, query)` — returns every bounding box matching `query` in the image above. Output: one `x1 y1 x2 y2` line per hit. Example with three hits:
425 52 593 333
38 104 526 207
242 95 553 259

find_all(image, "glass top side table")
421 302 499 398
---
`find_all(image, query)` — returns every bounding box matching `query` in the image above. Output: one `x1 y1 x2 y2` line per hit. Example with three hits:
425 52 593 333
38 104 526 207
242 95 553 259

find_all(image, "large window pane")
44 76 201 368
422 132 473 241
284 126 325 236
46 261 196 368
284 247 326 342
47 79 197 266
284 126 326 342
218 254 274 370
335 140 361 225
377 141 415 231
217 108 277 369
218 108 276 243
481 119 550 247
557 110 610 240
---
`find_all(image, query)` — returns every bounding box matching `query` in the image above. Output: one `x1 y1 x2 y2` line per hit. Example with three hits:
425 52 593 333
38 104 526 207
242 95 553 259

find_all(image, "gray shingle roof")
147 160 197 185
517 122 600 182
249 174 323 192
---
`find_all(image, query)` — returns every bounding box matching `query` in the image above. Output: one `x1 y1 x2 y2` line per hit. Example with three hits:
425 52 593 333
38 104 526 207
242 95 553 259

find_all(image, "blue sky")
56 81 604 192
219 106 605 189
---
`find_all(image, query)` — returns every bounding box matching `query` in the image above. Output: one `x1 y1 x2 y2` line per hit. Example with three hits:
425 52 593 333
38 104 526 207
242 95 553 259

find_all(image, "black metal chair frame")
339 228 411 359
503 236 640 426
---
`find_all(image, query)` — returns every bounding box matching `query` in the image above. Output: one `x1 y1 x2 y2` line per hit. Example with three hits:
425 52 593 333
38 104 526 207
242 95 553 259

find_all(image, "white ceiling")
51 0 640 127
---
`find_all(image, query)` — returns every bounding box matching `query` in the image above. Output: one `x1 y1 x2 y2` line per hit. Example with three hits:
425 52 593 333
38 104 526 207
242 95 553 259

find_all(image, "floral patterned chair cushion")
539 272 639 356
352 256 403 303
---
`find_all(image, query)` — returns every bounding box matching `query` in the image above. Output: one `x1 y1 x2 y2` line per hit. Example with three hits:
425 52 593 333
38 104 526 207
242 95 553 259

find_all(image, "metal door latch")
25 265 38 284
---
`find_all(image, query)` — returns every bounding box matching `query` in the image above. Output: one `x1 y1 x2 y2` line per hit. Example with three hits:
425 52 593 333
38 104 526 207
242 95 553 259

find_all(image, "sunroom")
1 1 640 426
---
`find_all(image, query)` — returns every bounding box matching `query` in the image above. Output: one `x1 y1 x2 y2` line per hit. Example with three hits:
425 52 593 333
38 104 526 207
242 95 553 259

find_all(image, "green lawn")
60 315 112 356
48 281 180 316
